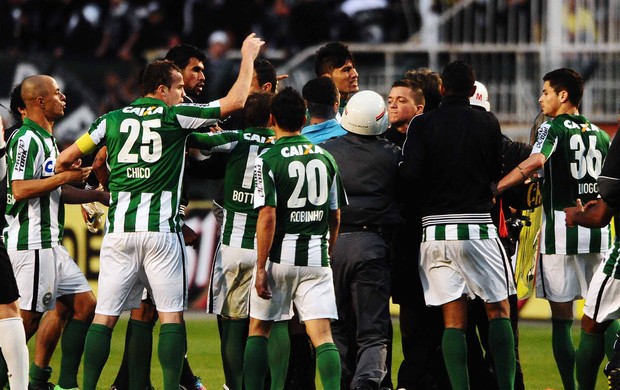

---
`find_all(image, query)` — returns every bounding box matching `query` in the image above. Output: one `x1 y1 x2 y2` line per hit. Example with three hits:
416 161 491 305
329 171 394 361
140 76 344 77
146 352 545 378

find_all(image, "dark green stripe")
479 224 489 239
456 224 469 240
589 228 602 253
435 225 446 241
566 225 578 254
295 236 310 266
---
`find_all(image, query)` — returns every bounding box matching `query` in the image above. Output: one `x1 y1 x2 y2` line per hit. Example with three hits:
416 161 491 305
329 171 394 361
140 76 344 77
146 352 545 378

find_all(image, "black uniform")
322 132 401 390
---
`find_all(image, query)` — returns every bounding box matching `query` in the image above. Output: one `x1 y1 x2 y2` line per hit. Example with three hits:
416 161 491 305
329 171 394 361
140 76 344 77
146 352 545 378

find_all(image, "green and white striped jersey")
191 127 275 249
86 97 220 233
4 118 63 250
532 113 611 254
253 134 347 267
421 214 498 241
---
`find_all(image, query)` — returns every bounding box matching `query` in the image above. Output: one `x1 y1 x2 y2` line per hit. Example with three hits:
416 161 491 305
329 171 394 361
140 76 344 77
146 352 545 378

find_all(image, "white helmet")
341 90 388 136
470 80 490 111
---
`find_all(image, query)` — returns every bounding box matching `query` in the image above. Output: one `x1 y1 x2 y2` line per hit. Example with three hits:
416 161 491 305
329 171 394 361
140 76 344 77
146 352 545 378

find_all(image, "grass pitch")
32 314 610 389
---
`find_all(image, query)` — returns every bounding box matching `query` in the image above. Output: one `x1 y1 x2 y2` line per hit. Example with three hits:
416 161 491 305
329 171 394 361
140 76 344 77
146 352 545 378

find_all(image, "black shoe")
28 383 54 390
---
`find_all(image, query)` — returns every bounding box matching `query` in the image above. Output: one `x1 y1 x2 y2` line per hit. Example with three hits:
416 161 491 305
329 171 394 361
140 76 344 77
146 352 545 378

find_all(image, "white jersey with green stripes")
532 113 611 254
4 118 63 250
253 134 347 267
86 97 221 233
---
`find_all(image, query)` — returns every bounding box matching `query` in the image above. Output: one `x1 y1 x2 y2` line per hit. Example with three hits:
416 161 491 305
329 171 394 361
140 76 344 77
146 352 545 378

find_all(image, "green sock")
158 323 186 390
268 321 290 390
442 328 469 390
605 320 620 360
29 363 52 388
552 319 576 390
112 318 133 389
488 318 516 390
83 324 113 390
219 318 248 390
576 330 604 390
58 318 90 389
315 342 340 390
128 319 154 390
243 336 269 390
0 352 8 388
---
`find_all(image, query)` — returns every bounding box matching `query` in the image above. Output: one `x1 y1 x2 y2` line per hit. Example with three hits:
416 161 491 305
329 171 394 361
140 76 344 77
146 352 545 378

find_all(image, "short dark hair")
165 44 206 69
139 60 182 96
255 58 277 93
543 68 584 108
302 76 338 119
243 91 272 128
404 67 442 112
271 87 306 132
9 83 24 122
441 60 476 98
314 42 355 77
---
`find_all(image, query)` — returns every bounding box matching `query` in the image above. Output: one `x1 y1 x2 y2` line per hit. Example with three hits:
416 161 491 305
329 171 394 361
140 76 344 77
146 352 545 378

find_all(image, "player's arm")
61 184 110 206
217 33 264 118
255 205 276 300
327 208 341 257
495 152 546 195
565 198 613 228
12 167 92 202
56 133 97 173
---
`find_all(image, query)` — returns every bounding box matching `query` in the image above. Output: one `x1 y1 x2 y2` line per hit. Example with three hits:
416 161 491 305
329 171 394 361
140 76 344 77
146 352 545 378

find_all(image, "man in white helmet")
322 90 401 390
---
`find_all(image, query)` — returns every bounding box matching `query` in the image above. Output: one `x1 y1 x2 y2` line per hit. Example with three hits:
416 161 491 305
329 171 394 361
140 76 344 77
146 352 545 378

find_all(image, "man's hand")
240 33 265 62
62 167 92 184
564 198 585 227
255 267 272 300
182 224 198 247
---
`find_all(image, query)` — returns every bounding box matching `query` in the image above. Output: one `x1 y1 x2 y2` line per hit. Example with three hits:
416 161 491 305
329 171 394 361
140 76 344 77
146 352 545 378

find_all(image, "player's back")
92 98 219 233
254 134 345 267
220 126 275 248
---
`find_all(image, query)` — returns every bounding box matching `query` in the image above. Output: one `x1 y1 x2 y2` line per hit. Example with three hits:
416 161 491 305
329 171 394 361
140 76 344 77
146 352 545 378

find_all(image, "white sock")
0 317 29 390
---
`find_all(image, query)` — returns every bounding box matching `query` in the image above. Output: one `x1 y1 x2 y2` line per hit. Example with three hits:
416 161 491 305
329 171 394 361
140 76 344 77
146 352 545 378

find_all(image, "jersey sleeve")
7 132 42 181
253 153 274 208
172 102 222 130
187 130 241 152
530 121 556 158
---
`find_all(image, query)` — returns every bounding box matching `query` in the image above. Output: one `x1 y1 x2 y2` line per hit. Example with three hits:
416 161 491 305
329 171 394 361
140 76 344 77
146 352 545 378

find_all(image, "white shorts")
419 238 516 306
536 253 604 302
96 232 188 316
249 262 337 322
582 261 620 323
9 246 91 313
210 244 256 318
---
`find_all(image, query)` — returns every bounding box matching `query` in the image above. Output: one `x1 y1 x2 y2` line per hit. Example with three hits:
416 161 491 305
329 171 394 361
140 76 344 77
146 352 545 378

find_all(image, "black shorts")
0 243 20 304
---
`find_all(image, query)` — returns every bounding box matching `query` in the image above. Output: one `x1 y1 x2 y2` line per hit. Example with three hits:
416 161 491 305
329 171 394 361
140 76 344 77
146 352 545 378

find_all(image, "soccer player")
242 87 347 390
496 67 613 390
55 33 264 390
0 104 29 390
4 75 109 390
315 42 359 110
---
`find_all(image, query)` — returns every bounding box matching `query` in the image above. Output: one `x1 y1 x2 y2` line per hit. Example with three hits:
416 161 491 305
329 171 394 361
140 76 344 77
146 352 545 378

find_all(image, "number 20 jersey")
253 135 347 267
533 113 611 254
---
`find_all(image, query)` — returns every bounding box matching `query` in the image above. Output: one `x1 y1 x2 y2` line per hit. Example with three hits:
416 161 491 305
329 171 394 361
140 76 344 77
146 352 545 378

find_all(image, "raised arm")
217 33 265 118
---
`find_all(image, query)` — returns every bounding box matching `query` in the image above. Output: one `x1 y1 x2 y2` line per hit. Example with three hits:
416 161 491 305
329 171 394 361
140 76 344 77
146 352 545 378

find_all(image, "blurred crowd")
0 0 418 62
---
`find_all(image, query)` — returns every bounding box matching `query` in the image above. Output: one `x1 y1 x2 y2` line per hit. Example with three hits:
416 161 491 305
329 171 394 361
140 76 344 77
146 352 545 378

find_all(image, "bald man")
3 75 108 390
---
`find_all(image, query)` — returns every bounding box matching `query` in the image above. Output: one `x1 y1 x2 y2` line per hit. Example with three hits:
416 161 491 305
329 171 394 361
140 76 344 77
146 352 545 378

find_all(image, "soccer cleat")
193 377 206 390
53 386 78 390
28 383 55 390
609 368 620 390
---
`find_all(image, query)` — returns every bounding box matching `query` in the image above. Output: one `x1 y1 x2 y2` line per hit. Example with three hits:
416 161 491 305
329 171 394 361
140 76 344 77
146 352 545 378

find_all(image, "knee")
581 314 607 335
73 292 97 322
131 300 158 323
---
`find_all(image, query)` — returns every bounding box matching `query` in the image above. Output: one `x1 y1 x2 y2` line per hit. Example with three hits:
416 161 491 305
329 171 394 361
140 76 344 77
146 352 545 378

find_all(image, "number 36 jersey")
84 97 220 233
532 113 611 254
253 135 347 267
